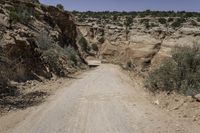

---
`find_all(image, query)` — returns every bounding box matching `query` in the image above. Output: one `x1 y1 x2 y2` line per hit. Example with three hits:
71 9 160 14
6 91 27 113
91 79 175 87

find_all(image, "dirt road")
0 64 200 133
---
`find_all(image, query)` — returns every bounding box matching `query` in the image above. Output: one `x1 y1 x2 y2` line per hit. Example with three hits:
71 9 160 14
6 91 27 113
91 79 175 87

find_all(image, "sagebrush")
9 5 36 25
146 44 200 95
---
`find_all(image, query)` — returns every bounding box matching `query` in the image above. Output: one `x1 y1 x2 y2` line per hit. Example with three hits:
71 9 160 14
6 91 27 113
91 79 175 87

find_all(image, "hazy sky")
40 0 200 12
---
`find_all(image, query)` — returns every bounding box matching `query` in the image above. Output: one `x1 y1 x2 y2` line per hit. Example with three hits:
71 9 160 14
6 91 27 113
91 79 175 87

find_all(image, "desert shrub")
30 0 40 3
139 19 150 29
65 46 78 64
36 31 80 76
42 49 64 76
42 45 79 76
36 31 72 76
9 11 19 24
117 23 123 27
140 18 150 24
78 18 86 23
124 16 133 27
112 15 118 21
79 37 89 52
56 4 64 10
124 61 135 70
36 31 52 50
146 44 200 95
197 18 200 22
91 43 99 51
144 22 150 29
158 18 167 24
139 13 147 18
171 18 186 28
184 12 193 18
168 17 174 22
150 23 158 27
9 5 35 25
191 20 198 26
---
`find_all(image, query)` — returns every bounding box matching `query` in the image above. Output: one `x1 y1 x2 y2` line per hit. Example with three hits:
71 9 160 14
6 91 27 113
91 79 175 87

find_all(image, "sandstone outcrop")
0 0 88 93
75 13 200 69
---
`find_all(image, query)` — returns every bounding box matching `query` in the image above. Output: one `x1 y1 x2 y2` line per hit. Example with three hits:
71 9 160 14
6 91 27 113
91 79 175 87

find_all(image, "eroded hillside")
0 0 90 112
73 11 200 70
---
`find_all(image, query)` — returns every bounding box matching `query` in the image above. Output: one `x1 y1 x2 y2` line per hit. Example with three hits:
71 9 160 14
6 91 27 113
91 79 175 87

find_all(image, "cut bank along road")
1 64 200 133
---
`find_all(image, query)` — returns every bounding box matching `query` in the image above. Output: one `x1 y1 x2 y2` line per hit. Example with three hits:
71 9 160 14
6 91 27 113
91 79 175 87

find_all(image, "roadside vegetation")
146 43 200 96
36 31 83 76
9 4 39 26
79 37 90 52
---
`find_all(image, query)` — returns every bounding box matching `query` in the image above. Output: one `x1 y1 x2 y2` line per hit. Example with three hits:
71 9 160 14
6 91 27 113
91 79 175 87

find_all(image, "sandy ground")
0 64 200 133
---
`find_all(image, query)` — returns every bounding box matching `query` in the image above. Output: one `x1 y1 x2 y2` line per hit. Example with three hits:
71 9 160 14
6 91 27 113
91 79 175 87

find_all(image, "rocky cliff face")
0 0 88 93
74 12 200 70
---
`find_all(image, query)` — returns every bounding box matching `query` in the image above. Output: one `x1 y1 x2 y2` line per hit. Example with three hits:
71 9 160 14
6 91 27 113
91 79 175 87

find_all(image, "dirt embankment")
127 70 200 127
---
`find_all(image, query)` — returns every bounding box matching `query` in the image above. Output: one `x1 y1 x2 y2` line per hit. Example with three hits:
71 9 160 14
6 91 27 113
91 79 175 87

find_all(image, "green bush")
140 18 150 24
42 45 79 76
124 16 133 27
197 18 200 22
36 31 80 75
150 23 158 27
78 18 86 23
9 5 35 25
184 12 193 18
146 44 200 96
117 22 123 27
79 37 89 52
168 17 174 22
139 19 150 29
123 61 135 70
171 18 186 28
112 15 118 21
144 22 150 29
31 0 40 3
91 43 99 51
56 4 64 10
158 18 167 24
191 20 198 26
65 46 78 65
9 11 19 24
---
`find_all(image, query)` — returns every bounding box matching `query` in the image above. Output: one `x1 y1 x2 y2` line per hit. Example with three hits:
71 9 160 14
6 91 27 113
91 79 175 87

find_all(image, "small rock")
186 96 194 102
183 114 187 118
153 100 159 105
175 99 179 102
194 94 200 102
193 118 197 122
